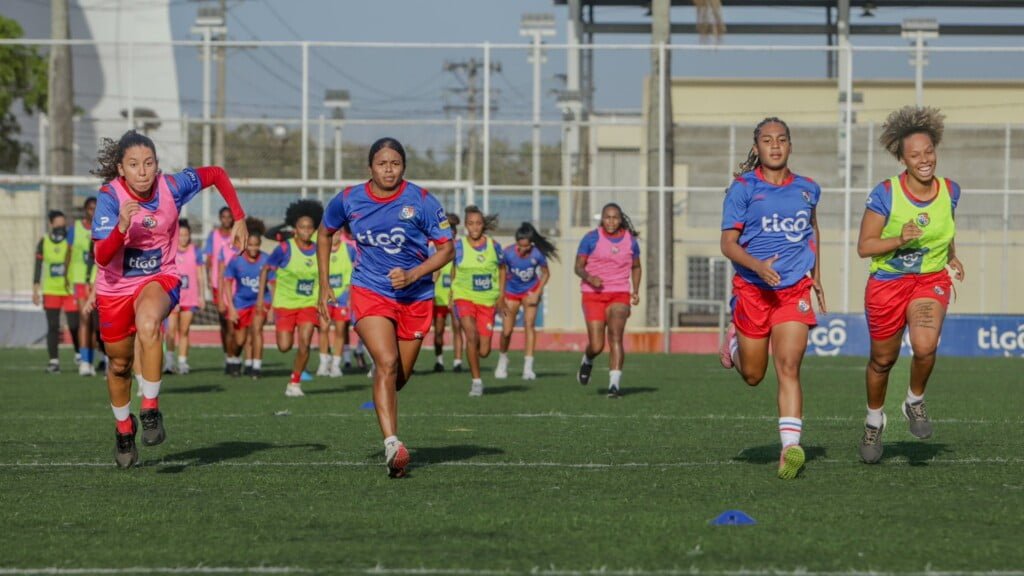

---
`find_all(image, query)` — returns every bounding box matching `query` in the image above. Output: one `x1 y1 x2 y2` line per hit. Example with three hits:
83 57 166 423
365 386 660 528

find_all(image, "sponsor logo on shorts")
798 299 810 313
916 212 930 227
414 331 424 339
934 286 945 296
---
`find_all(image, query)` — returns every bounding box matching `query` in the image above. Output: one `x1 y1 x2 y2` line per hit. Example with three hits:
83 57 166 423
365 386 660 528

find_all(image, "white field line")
3 567 1024 576
1 457 1022 470
0 568 308 575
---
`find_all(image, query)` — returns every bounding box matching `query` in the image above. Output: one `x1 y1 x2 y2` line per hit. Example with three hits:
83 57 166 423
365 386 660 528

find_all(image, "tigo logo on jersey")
241 276 260 293
399 206 416 220
761 210 810 243
513 267 536 282
123 248 162 277
142 216 158 229
916 212 930 227
357 227 408 255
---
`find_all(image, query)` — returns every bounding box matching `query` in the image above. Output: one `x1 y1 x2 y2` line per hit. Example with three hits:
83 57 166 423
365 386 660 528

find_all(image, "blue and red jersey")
576 229 640 259
92 169 205 242
322 180 450 303
224 251 273 310
721 167 821 290
502 245 547 295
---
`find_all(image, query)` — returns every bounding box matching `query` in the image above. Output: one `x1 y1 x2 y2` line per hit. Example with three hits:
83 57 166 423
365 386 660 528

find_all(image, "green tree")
0 15 47 172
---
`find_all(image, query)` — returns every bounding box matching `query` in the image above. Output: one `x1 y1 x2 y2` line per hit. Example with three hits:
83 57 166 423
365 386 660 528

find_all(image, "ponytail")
515 222 559 261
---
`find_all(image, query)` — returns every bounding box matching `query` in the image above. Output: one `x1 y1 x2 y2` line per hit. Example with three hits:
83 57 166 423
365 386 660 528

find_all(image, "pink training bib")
95 176 180 297
208 228 234 289
581 228 635 294
176 244 202 307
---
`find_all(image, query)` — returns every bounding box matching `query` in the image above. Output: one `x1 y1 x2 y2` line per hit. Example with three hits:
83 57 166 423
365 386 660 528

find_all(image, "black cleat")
607 386 622 398
453 363 464 373
223 362 230 375
355 352 368 370
46 361 60 374
433 363 445 373
242 365 252 376
228 363 242 377
251 368 261 380
577 362 593 386
344 361 352 371
139 409 166 446
115 415 139 468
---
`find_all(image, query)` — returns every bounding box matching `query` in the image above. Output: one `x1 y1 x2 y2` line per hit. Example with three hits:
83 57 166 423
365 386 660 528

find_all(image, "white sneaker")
367 364 376 379
494 357 509 379
163 352 175 374
74 353 82 366
316 362 330 377
78 362 93 377
522 369 537 381
178 362 190 375
285 383 305 397
469 379 484 397
329 364 343 378
385 439 410 478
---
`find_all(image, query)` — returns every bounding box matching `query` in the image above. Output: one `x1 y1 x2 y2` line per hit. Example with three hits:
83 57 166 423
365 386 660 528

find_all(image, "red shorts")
352 286 432 341
329 305 351 323
433 305 450 319
454 299 497 339
274 306 319 333
581 291 631 322
505 286 540 303
865 271 952 341
731 275 817 339
74 284 90 301
236 303 272 330
43 294 78 313
172 305 199 314
96 275 181 343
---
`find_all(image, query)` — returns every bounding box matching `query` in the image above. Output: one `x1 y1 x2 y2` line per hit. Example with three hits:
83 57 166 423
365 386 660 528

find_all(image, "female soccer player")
90 129 246 468
205 206 237 371
33 209 79 373
317 137 453 478
495 222 557 381
575 203 641 399
856 106 963 464
451 206 505 397
223 217 273 379
165 218 205 375
719 117 825 480
321 228 357 377
432 213 461 373
66 196 97 376
260 199 322 397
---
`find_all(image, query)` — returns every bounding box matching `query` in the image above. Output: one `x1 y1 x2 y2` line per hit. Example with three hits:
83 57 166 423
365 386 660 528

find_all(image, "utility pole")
192 7 226 239
646 0 674 328
214 0 227 167
444 58 500 188
520 14 556 227
48 0 74 214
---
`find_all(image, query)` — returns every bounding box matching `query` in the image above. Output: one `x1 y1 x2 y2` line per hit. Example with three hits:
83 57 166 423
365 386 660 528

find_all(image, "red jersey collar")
365 179 408 204
898 171 939 204
754 166 795 187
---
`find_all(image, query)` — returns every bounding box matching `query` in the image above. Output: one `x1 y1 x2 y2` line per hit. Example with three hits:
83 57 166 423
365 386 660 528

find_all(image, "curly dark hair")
245 216 266 238
880 106 945 160
90 130 157 182
284 199 324 229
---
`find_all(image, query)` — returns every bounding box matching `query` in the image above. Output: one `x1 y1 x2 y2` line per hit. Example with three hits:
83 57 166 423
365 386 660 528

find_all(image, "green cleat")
777 444 805 480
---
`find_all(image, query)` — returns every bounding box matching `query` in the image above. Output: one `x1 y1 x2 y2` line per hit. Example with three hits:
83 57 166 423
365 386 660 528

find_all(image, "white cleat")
78 362 93 377
316 363 330 377
285 383 305 397
522 369 537 381
177 362 190 375
367 364 376 379
328 365 343 378
469 380 484 397
494 359 509 380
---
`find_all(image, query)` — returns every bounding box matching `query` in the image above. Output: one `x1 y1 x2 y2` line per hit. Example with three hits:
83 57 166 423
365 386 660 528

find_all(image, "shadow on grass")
883 441 951 466
364 444 505 477
162 384 226 394
595 386 658 397
305 384 368 395
152 441 328 474
733 444 828 465
483 385 530 395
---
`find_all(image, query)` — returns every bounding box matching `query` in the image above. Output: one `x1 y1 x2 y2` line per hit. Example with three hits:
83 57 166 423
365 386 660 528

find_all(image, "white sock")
332 355 342 369
453 359 462 367
253 359 262 370
134 373 144 389
319 352 329 365
139 377 161 400
355 341 366 354
609 370 622 388
499 352 508 362
779 417 802 447
244 359 253 368
384 435 398 447
343 346 353 363
729 336 739 358
472 378 483 385
436 353 445 365
581 354 593 366
524 356 534 371
111 402 131 422
177 355 187 365
906 388 924 405
866 406 885 428
227 356 242 365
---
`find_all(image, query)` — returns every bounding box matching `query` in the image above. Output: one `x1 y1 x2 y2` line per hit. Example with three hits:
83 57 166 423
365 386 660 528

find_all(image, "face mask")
51 227 67 241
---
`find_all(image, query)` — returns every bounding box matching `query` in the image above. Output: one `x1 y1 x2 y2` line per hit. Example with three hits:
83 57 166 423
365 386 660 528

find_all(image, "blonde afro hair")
879 106 945 159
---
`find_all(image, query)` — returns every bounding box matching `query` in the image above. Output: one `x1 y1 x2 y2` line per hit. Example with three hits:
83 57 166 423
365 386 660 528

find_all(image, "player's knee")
739 365 766 387
109 357 132 380
869 355 897 374
375 355 399 377
911 341 937 360
775 357 801 379
135 317 162 342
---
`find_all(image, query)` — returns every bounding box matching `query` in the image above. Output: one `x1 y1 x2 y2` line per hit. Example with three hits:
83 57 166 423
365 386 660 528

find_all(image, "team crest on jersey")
142 216 157 229
916 212 930 227
399 206 416 220
802 190 811 204
610 246 620 255
476 253 486 263
934 286 945 296
798 299 810 313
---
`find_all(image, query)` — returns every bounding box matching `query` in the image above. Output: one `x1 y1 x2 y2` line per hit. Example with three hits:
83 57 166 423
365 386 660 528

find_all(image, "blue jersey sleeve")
202 231 215 259
721 178 750 232
422 193 450 243
493 240 504 264
67 223 76 245
266 243 289 269
631 236 641 258
865 181 892 219
454 240 464 266
576 230 599 257
92 188 119 240
810 181 822 208
347 244 357 261
223 257 238 282
536 249 548 268
194 246 205 266
948 179 961 213
167 168 204 211
323 190 348 233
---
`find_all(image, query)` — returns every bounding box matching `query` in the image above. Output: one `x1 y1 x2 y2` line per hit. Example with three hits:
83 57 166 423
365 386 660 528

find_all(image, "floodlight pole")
521 14 556 227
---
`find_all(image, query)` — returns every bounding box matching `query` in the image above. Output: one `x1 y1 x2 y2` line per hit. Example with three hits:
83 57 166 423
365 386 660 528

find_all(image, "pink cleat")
720 323 736 369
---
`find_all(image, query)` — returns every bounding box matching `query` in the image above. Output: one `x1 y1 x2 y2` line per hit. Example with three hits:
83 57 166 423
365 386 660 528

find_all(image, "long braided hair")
732 117 791 180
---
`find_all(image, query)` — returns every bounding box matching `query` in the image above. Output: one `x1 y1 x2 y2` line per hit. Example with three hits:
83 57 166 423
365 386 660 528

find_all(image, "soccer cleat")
285 383 305 397
78 362 93 377
902 400 933 439
316 362 330 377
577 361 593 386
522 369 537 381
859 413 887 464
344 361 353 371
433 362 445 373
494 357 509 379
777 444 805 480
177 362 190 375
242 365 252 376
301 371 313 382
607 385 622 399
250 368 261 380
139 409 166 446
453 363 464 373
329 365 343 378
97 358 107 373
228 363 242 377
46 361 60 374
74 353 82 366
223 362 230 375
469 380 484 397
163 352 175 374
720 323 736 369
114 415 139 469
385 439 410 479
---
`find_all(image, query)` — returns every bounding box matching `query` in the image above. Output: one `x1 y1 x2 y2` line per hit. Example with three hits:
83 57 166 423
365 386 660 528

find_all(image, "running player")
856 106 964 464
575 203 641 398
91 129 246 468
495 222 557 381
165 218 205 375
432 213 460 373
451 205 505 397
34 210 79 373
322 228 357 377
65 196 97 376
317 137 453 478
224 217 273 379
719 117 825 480
204 206 237 372
260 199 322 397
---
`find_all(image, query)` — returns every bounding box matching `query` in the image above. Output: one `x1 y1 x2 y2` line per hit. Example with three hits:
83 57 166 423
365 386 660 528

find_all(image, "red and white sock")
290 372 302 384
139 377 161 411
112 403 133 434
779 417 802 447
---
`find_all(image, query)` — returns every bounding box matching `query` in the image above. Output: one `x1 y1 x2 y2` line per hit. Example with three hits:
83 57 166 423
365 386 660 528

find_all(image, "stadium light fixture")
324 90 351 181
